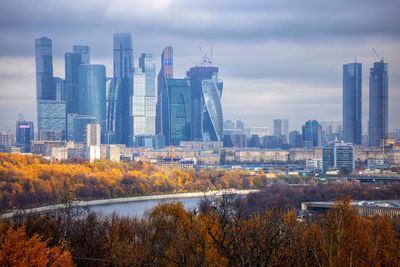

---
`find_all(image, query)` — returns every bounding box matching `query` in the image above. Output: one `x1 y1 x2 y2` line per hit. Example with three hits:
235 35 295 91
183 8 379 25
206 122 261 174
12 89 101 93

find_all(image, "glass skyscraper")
161 79 192 146
186 66 223 141
73 45 90 64
16 120 34 153
65 45 90 114
302 120 322 148
139 53 156 138
369 60 388 147
37 100 66 140
343 62 362 145
67 113 97 143
131 68 147 142
35 37 55 100
77 64 106 138
156 47 173 136
113 33 133 146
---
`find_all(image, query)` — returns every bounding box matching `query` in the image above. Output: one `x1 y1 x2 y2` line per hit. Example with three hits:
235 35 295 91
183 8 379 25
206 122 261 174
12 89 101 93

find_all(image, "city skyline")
0 0 399 132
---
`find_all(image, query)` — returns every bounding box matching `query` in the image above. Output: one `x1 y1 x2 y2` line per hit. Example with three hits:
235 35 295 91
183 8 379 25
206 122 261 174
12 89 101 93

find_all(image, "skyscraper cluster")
342 58 389 147
34 34 224 148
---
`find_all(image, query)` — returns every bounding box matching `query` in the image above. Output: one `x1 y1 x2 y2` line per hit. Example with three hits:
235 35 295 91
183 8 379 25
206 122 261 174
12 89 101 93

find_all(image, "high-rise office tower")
302 120 322 148
156 47 173 136
113 33 133 146
343 62 362 145
131 68 149 145
289 130 302 148
35 37 55 100
16 112 34 153
73 45 90 64
223 120 235 130
186 66 223 141
67 113 97 143
139 53 156 137
161 79 192 146
65 45 90 114
77 64 106 140
369 60 388 147
273 119 282 136
37 100 66 140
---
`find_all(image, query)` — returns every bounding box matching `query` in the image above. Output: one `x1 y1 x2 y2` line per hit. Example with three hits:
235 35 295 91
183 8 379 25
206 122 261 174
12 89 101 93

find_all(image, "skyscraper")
369 60 388 147
343 62 362 145
16 113 34 153
156 47 173 136
186 66 223 141
302 120 322 148
131 68 148 144
273 119 282 136
161 79 192 146
113 33 133 146
65 46 90 114
77 64 106 139
72 45 90 64
139 53 156 137
35 37 54 100
37 100 66 140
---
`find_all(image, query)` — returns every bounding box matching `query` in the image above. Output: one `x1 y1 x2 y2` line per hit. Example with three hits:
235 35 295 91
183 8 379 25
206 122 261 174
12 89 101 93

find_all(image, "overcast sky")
0 0 399 132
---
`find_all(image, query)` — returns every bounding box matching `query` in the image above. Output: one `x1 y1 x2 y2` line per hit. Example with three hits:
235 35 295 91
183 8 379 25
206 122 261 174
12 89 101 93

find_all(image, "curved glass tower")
77 64 106 135
201 79 223 141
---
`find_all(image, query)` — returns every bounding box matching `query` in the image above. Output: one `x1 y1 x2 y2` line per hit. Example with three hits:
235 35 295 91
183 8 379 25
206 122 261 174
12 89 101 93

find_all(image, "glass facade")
37 100 66 140
77 64 106 137
323 141 354 174
131 68 147 138
156 47 173 136
162 79 192 146
72 45 90 64
343 62 362 145
16 121 34 152
302 120 322 148
35 37 54 100
65 52 82 113
67 113 97 143
201 79 223 141
186 66 223 141
369 60 388 147
113 33 133 146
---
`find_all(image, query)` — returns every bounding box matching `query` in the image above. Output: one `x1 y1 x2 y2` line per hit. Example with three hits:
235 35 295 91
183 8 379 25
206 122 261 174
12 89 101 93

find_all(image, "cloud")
0 0 399 132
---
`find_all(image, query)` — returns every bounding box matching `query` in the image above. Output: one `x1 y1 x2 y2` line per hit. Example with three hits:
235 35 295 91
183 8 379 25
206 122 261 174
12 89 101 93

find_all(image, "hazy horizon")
0 0 399 132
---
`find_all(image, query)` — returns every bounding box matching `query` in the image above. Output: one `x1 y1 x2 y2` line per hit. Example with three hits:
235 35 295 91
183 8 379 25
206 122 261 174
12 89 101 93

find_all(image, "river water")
89 196 205 217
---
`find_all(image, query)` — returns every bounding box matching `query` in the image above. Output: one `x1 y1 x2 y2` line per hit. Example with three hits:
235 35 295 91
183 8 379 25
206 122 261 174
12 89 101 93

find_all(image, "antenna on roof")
199 46 212 67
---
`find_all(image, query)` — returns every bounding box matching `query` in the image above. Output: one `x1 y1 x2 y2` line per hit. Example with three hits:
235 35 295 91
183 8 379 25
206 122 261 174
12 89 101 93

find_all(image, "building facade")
77 64 106 139
369 60 389 147
161 79 192 146
323 141 355 174
156 47 173 136
302 120 322 148
16 121 34 152
113 33 133 146
343 62 362 145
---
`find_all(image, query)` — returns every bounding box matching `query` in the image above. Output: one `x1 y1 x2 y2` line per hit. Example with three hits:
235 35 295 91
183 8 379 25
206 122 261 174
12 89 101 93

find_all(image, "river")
89 196 204 217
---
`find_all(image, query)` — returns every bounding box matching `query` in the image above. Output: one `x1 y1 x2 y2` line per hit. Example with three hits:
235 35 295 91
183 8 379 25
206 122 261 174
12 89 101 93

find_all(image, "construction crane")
372 48 384 61
199 46 212 67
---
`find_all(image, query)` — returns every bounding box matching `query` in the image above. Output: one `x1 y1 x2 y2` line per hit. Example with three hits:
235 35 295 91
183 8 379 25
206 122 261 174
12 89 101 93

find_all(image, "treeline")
2 198 400 266
0 153 269 210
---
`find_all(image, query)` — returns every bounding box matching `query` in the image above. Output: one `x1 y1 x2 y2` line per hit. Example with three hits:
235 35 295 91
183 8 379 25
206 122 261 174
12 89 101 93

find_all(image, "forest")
1 197 400 266
0 153 268 210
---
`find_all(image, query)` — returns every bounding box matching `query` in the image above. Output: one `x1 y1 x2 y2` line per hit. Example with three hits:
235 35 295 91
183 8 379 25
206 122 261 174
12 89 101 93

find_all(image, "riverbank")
1 189 259 219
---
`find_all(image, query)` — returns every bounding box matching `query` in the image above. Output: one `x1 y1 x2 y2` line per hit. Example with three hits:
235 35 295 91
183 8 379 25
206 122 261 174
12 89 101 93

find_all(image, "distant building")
235 120 245 130
156 46 173 137
343 62 362 145
289 130 302 148
37 100 66 140
223 120 235 130
113 33 134 146
320 121 342 145
302 120 322 148
322 141 354 174
273 119 289 144
72 45 90 64
369 60 389 147
161 79 192 146
16 120 34 153
67 114 97 143
246 127 270 138
0 130 15 146
86 123 101 147
187 66 223 142
77 64 106 140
